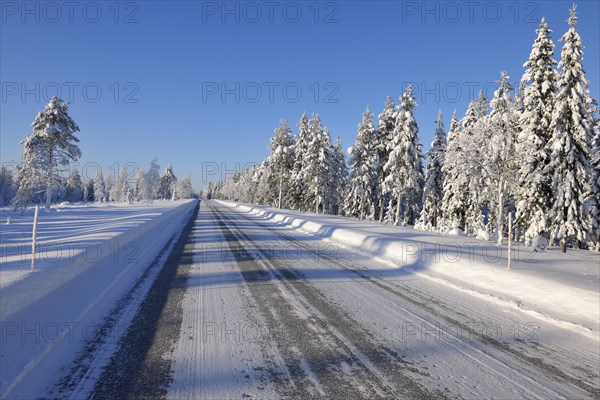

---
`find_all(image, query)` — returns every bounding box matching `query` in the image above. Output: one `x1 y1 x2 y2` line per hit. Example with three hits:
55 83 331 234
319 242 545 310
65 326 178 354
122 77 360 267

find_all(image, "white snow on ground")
2 202 172 288
215 200 600 338
0 200 197 399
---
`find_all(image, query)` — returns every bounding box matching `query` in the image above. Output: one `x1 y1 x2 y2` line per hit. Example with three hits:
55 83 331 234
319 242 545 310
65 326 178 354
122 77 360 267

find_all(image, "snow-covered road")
4 199 596 399
161 200 598 399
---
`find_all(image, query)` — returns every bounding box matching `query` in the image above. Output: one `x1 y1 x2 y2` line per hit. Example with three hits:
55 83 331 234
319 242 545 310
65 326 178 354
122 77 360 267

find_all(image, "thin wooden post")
507 212 512 270
31 205 40 272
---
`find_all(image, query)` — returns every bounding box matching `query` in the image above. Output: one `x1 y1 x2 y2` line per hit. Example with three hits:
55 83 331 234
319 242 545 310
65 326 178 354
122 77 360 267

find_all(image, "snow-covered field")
0 200 197 399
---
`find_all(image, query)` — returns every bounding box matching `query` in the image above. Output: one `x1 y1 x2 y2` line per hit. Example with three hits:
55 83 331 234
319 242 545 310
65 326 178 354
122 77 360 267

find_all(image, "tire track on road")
210 201 442 400
90 202 199 400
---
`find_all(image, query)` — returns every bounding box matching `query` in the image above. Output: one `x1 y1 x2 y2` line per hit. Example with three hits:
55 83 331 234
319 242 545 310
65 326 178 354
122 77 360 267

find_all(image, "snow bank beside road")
215 200 600 337
0 200 198 399
1 200 197 320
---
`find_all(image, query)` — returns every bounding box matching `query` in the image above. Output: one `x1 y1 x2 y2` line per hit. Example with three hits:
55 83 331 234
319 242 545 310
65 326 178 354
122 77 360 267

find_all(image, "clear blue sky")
1 1 599 190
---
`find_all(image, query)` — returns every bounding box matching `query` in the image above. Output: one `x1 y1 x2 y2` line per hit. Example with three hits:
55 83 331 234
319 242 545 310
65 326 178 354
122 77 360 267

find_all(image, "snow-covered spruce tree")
269 119 295 209
441 111 466 229
329 136 348 215
84 178 95 202
126 188 134 204
463 90 489 129
251 164 264 204
235 168 249 202
230 165 249 203
287 113 310 211
585 66 600 250
441 111 464 227
94 171 106 203
219 170 235 201
17 97 81 208
252 164 264 204
203 182 213 200
65 168 84 203
158 164 177 200
238 164 254 204
103 174 114 202
176 175 193 199
546 6 596 252
383 85 424 225
420 110 447 229
110 168 129 202
304 113 333 213
514 80 527 114
131 170 144 202
0 166 17 207
591 113 600 249
453 91 489 235
218 171 235 201
482 72 520 245
464 93 490 235
254 160 275 205
247 163 262 204
374 97 396 221
213 181 223 200
146 158 161 200
345 107 378 220
515 17 557 245
589 100 600 249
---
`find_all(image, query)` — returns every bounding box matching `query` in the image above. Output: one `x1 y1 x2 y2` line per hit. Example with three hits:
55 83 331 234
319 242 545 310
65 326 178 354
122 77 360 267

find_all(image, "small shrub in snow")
448 227 465 236
532 235 549 251
414 220 428 231
476 229 490 241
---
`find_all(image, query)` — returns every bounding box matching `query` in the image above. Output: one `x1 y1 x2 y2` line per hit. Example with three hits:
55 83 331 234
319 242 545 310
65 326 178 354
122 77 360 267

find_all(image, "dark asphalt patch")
91 201 199 400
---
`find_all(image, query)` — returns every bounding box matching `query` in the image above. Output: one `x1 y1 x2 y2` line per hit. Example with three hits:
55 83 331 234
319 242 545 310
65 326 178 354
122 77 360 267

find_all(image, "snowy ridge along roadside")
0 199 198 399
215 200 600 340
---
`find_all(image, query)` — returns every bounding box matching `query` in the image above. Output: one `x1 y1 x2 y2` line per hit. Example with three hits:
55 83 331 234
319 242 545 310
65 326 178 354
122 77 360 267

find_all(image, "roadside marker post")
31 205 39 272
507 213 512 270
